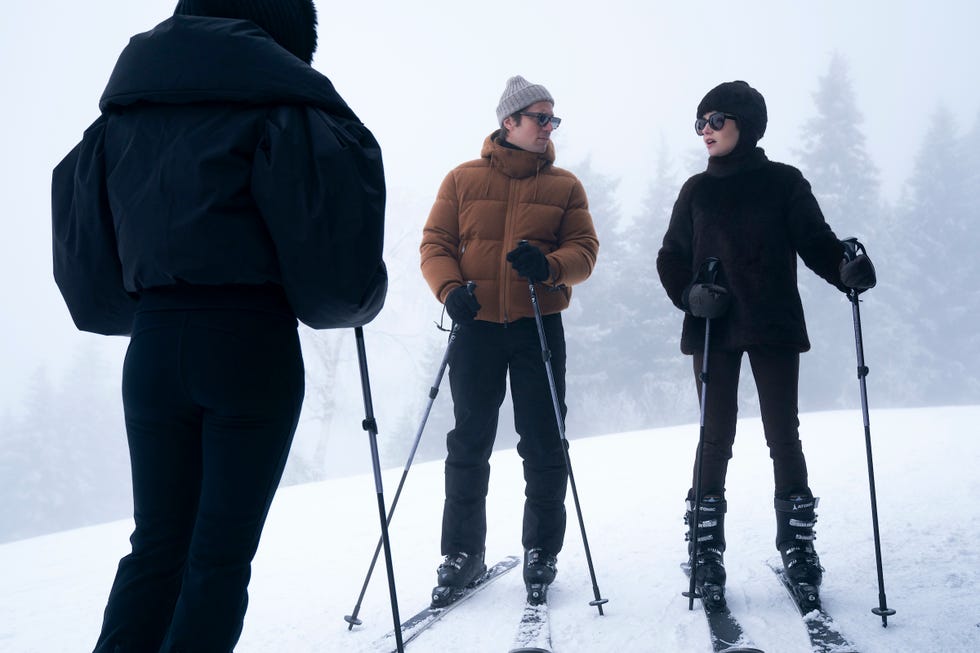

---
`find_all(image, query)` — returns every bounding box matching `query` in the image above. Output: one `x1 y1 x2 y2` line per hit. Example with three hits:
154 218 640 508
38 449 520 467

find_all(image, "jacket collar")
705 146 769 178
481 130 555 179
99 16 356 121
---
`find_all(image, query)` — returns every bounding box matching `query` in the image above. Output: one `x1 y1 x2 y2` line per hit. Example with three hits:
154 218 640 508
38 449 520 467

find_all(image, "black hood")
99 15 356 121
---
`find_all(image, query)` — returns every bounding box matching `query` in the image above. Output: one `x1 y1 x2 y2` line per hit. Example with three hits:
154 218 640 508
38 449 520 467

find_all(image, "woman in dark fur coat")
656 80 876 609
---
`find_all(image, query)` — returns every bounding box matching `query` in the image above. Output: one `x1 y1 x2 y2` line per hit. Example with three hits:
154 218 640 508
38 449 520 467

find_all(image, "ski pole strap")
841 237 865 262
696 257 722 284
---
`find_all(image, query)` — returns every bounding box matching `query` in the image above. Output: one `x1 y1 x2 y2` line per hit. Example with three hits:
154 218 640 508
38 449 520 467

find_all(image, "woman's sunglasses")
695 112 737 135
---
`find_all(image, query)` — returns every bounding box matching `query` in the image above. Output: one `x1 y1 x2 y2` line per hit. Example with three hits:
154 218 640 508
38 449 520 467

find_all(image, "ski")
375 556 520 652
508 600 552 653
767 561 858 653
682 563 765 653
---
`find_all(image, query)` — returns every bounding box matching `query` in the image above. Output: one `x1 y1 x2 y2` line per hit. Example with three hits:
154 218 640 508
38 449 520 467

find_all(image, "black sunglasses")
695 112 737 135
520 112 562 129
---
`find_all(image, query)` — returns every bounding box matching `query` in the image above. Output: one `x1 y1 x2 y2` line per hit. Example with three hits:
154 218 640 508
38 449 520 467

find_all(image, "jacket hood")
99 15 356 121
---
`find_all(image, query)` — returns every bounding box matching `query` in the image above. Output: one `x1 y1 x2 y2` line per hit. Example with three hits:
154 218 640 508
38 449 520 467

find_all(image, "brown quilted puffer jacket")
420 131 599 323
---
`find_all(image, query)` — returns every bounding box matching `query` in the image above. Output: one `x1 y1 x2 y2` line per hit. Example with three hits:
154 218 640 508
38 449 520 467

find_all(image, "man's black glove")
506 242 550 283
445 284 480 323
839 253 877 291
684 283 731 319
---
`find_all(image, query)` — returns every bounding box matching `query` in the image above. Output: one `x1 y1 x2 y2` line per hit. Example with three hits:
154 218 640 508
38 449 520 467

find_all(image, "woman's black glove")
839 254 877 291
839 238 877 292
506 242 550 283
684 283 731 319
445 284 481 323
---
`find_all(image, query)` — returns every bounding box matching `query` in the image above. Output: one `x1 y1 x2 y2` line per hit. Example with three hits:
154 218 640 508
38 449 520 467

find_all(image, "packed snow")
2 405 978 652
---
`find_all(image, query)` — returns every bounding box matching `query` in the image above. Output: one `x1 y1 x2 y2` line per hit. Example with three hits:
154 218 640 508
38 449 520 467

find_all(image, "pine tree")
282 326 347 484
892 105 980 401
387 325 459 467
797 53 881 240
960 110 980 400
1 346 131 542
794 53 885 410
563 158 640 435
625 141 700 428
0 369 54 541
566 149 707 434
54 345 130 528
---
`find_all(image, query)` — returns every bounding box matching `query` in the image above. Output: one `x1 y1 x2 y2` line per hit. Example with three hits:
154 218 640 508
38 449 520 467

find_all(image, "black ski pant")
93 288 304 653
441 315 568 557
691 346 810 500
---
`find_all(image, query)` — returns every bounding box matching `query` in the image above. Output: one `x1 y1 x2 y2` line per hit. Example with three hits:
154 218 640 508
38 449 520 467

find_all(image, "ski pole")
683 257 720 610
523 261 608 614
684 315 712 610
345 295 469 629
353 327 404 651
842 239 895 627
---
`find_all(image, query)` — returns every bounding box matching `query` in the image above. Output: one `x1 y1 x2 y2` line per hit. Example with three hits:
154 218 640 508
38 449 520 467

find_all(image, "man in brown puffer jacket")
420 75 599 601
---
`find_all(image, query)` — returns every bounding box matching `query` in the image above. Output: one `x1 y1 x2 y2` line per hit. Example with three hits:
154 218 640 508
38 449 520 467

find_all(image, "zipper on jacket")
500 177 522 324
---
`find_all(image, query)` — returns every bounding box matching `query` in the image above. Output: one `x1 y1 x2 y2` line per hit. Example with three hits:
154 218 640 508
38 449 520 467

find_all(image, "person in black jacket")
51 1 386 651
656 80 876 608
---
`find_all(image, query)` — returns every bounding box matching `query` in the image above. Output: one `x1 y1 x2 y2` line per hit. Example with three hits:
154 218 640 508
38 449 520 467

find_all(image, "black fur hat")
697 80 767 145
174 0 318 63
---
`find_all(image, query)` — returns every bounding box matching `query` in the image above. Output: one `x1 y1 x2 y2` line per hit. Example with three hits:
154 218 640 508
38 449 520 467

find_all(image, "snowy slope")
2 406 978 652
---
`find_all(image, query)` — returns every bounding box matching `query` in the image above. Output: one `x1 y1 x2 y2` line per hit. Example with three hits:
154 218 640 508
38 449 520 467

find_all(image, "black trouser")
441 315 568 556
691 347 809 500
94 289 304 653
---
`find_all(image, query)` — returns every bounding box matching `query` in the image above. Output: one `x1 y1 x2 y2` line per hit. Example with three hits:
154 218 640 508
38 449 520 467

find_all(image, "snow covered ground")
2 405 978 652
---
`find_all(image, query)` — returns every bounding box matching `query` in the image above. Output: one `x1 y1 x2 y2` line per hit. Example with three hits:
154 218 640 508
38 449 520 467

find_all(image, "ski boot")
775 493 824 610
685 493 727 609
431 551 487 607
523 547 558 605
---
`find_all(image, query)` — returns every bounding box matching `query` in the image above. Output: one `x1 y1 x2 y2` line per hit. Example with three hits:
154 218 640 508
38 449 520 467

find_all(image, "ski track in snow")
1 406 979 652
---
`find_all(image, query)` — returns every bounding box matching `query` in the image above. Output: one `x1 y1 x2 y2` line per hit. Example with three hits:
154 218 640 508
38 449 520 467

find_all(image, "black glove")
506 242 550 283
839 254 876 291
445 284 480 323
684 283 730 319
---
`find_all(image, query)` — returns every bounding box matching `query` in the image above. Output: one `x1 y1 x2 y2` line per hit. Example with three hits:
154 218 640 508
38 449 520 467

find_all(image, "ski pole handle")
697 257 721 284
841 237 866 262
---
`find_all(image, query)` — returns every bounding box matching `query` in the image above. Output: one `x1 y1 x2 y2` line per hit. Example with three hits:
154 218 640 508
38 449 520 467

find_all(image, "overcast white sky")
2 0 979 410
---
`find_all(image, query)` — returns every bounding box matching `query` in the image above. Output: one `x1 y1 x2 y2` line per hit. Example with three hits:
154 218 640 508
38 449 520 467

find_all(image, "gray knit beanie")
495 75 554 126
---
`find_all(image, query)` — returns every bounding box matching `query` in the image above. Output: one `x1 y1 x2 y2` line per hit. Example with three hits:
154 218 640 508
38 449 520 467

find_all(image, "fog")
2 0 978 540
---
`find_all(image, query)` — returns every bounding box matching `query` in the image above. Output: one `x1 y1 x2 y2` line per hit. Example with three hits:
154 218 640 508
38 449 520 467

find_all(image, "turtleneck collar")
705 146 769 178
